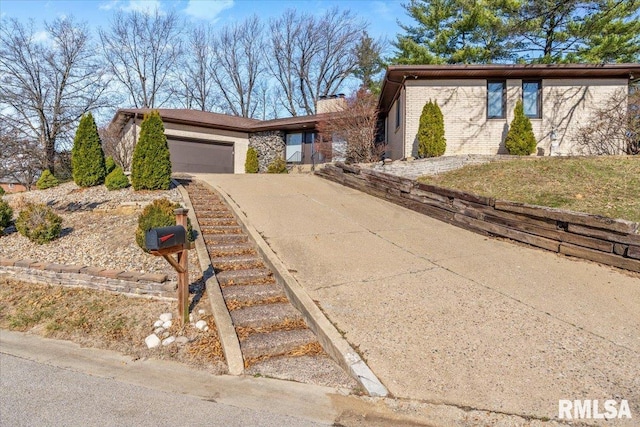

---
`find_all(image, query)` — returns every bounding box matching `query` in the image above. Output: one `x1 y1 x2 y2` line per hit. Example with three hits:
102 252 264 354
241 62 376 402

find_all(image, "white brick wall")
400 78 629 158
386 90 405 159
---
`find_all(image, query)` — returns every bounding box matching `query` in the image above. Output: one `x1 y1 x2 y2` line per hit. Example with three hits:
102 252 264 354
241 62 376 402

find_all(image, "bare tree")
99 126 135 171
99 9 184 108
574 90 640 155
209 16 265 118
268 8 365 116
176 25 218 111
0 124 43 190
0 17 109 174
316 89 382 163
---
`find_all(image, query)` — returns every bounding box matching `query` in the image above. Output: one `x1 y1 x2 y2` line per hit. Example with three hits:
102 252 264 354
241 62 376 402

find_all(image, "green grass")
417 156 640 223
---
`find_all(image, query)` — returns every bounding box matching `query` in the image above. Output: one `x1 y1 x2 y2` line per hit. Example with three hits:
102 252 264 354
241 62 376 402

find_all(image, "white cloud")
31 30 51 44
99 0 121 10
99 0 162 14
183 0 233 22
122 0 163 14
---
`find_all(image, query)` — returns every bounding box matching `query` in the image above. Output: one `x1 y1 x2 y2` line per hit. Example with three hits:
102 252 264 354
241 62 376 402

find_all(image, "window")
522 80 542 118
487 81 506 119
285 133 302 163
395 96 401 129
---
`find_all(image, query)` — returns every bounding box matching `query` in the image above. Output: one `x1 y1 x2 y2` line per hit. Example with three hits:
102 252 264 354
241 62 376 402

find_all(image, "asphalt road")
0 353 325 427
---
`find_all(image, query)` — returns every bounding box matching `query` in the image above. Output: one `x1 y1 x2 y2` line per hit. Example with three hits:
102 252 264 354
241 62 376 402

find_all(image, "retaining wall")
316 162 640 273
0 258 175 298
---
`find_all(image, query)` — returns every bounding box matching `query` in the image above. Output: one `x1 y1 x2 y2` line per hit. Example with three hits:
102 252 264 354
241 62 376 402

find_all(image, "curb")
202 180 389 398
173 179 244 376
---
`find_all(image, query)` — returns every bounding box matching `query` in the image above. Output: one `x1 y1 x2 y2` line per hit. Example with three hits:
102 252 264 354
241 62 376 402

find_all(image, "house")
108 96 346 174
0 182 27 193
377 64 640 158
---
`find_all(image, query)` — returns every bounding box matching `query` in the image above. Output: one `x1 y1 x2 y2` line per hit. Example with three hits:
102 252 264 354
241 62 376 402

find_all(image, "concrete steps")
240 329 317 360
221 282 287 304
180 179 321 367
230 303 302 329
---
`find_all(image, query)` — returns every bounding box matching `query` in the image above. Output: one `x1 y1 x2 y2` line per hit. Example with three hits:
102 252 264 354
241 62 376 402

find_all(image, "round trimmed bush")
135 198 194 251
0 199 13 234
105 166 130 191
0 186 5 196
36 170 59 190
245 147 259 173
15 203 62 244
267 157 288 174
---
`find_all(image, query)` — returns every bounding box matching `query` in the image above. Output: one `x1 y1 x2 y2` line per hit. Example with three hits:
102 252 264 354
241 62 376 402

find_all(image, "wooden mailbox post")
148 208 191 326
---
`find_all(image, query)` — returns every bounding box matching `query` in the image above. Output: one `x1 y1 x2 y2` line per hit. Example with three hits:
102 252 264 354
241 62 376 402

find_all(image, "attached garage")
167 138 234 174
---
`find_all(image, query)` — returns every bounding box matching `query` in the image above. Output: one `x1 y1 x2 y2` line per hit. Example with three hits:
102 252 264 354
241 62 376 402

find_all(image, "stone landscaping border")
0 257 175 299
316 162 640 273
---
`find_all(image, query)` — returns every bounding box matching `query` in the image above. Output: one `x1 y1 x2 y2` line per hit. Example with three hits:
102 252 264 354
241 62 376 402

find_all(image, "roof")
111 108 260 133
378 63 640 114
109 108 340 135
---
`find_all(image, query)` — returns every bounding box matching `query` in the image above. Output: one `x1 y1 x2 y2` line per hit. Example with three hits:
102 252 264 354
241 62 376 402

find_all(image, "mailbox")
145 225 186 251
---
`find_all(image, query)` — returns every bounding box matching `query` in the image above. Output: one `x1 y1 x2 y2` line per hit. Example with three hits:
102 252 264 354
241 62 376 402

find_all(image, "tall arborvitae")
71 113 106 187
417 100 446 158
505 100 537 155
131 111 172 190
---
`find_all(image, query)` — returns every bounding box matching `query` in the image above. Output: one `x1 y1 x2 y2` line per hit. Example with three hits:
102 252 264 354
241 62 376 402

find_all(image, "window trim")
487 80 506 119
522 80 542 119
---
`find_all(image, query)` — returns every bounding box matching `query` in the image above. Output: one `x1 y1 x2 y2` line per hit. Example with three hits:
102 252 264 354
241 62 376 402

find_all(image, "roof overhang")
378 63 640 114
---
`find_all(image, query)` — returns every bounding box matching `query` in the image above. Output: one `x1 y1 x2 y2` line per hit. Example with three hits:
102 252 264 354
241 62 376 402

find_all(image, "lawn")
417 156 640 223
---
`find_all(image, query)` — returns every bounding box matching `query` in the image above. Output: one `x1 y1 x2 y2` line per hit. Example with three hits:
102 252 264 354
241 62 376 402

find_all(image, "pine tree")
505 100 537 155
393 0 516 64
417 100 446 158
131 111 172 190
71 113 106 187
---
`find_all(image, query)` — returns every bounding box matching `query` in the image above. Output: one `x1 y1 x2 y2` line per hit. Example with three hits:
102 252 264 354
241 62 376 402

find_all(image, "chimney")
316 94 347 114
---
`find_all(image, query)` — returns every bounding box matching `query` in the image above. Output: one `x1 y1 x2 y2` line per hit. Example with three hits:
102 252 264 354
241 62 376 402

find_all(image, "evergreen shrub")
15 203 62 244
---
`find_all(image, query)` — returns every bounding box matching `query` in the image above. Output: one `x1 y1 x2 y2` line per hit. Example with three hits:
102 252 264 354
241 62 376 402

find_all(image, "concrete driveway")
196 173 640 423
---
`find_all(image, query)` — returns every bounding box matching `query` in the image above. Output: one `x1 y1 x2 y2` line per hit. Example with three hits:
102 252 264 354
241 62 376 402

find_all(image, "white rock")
162 336 176 346
198 309 206 315
145 334 161 349
162 320 172 329
153 320 163 328
204 326 209 332
154 327 164 335
195 320 207 330
189 314 194 322
159 313 173 322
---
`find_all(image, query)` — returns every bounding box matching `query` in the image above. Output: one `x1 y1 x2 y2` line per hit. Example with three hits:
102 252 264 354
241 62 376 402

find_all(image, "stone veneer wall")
0 258 175 299
249 131 285 172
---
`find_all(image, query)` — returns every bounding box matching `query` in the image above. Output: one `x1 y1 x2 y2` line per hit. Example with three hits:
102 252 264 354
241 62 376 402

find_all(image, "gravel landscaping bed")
0 182 199 282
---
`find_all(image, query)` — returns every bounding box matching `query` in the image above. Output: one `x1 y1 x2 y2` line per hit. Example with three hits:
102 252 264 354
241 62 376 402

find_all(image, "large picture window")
522 80 542 118
487 81 506 119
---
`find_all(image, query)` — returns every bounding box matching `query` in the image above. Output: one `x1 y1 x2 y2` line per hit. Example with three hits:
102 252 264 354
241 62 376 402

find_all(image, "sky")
0 0 410 47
